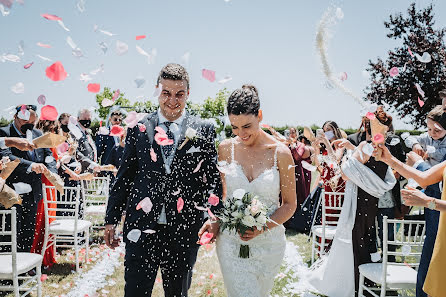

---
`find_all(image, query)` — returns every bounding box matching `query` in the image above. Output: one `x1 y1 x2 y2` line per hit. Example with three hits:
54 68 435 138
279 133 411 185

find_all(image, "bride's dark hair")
227 84 260 115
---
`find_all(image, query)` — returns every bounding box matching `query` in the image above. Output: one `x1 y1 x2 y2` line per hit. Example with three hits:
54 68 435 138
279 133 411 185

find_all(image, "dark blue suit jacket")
0 124 57 203
96 134 118 165
105 111 222 248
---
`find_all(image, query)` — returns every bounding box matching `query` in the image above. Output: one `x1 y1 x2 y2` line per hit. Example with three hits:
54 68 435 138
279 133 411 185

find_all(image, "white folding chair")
0 207 43 297
42 185 91 273
311 191 344 263
359 216 426 297
82 176 110 229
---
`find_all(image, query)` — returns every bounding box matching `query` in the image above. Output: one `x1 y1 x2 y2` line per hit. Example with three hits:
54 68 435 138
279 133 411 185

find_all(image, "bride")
210 84 296 297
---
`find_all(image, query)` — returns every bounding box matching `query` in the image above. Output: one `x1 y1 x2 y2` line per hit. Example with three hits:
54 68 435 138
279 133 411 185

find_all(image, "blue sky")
1 0 445 130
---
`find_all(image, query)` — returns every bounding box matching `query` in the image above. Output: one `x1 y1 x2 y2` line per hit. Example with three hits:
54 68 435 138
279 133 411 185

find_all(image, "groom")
104 63 222 297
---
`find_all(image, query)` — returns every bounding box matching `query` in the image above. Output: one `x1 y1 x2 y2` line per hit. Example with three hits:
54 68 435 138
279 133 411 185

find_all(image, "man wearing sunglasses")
76 108 100 172
0 104 57 252
96 109 124 165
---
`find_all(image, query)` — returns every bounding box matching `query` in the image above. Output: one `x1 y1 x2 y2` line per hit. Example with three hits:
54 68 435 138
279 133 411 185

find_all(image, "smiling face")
157 78 189 121
427 118 446 140
228 110 263 146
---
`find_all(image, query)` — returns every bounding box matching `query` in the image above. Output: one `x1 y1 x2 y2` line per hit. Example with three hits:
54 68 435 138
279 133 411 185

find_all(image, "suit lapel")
177 112 191 149
144 112 158 145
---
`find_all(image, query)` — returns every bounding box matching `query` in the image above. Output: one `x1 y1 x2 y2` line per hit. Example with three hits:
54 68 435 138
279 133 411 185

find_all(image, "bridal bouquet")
218 188 270 258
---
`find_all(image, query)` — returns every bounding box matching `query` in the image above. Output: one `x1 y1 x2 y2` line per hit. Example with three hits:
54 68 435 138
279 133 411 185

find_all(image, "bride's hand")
240 228 263 241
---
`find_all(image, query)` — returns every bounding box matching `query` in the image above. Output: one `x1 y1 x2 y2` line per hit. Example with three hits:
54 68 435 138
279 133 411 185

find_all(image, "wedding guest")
406 151 443 297
0 104 57 252
96 108 124 165
288 127 298 144
405 105 446 166
440 89 446 111
376 143 446 297
31 111 60 267
76 109 100 172
104 128 126 186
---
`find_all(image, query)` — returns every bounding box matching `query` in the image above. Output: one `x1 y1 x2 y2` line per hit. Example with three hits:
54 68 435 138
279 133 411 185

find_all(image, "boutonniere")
178 127 198 150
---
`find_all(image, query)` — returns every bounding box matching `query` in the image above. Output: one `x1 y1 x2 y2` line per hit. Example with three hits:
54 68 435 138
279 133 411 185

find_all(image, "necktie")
162 122 175 158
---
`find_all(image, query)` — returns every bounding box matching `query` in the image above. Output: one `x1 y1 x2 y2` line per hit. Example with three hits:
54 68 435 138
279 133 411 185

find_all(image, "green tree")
131 101 158 113
364 3 446 128
95 87 131 119
192 88 229 135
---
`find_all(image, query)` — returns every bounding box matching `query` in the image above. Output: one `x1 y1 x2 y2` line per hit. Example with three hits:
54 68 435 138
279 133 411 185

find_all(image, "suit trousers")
124 224 199 297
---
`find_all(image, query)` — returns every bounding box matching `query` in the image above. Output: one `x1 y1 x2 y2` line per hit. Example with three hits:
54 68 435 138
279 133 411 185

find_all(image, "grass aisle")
5 231 319 297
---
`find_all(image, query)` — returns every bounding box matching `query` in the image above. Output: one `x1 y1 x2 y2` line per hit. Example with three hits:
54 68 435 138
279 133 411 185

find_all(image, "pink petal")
194 202 208 211
40 274 48 282
208 194 219 206
45 61 67 81
139 123 147 133
202 69 216 82
136 197 153 213
389 67 399 77
40 105 58 121
408 47 414 57
155 126 166 134
112 89 120 101
193 159 204 173
57 142 69 154
415 83 425 98
37 94 46 105
109 125 125 137
261 123 270 129
41 13 62 21
101 98 114 107
24 62 34 69
373 133 385 144
199 231 213 245
177 197 184 213
366 112 376 120
37 42 51 48
98 127 109 135
207 208 216 221
172 189 181 195
87 83 101 93
150 147 157 162
418 97 424 107
136 35 146 40
339 72 348 81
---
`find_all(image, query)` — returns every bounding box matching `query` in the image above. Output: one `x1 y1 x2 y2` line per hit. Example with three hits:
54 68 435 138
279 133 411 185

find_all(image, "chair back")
82 176 109 208
381 216 426 289
43 185 81 226
0 207 17 276
322 191 344 227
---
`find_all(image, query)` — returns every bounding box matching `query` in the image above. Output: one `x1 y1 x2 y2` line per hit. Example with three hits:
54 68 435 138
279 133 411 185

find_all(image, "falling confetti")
136 197 153 213
13 182 32 194
218 76 232 84
45 61 68 81
87 83 100 93
389 67 399 77
57 20 70 31
135 35 146 40
2 54 20 62
389 137 400 146
362 143 374 156
401 132 410 140
10 82 24 94
116 40 128 55
335 7 344 19
202 69 216 82
193 160 205 173
134 77 146 88
208 194 219 206
301 161 317 172
99 29 116 36
366 112 376 120
37 95 46 105
150 147 157 162
23 62 33 69
126 229 141 243
99 41 108 54
101 99 114 107
418 97 424 108
414 52 432 63
426 146 436 154
153 83 162 97
37 42 51 48
415 83 425 98
408 47 414 57
338 72 348 81
177 197 184 213
41 13 62 21
36 54 52 61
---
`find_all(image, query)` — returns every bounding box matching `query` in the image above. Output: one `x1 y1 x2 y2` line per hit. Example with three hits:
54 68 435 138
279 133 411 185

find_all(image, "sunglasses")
15 104 37 112
111 117 122 122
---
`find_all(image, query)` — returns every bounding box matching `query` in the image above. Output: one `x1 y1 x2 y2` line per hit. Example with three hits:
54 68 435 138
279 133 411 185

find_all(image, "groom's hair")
157 63 190 90
227 84 260 115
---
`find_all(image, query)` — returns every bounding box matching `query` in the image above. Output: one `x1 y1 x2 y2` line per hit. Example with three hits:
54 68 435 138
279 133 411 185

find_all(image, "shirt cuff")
27 163 35 173
0 138 6 150
413 160 424 169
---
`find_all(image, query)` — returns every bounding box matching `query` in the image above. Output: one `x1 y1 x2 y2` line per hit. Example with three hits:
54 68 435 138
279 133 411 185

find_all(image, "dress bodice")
223 139 281 215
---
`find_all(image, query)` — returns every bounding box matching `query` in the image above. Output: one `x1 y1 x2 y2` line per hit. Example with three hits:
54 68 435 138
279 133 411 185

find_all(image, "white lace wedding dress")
216 141 286 297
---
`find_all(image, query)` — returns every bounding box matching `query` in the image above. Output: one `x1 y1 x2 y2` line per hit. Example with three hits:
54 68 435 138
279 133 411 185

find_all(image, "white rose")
256 214 267 225
241 215 256 227
231 211 243 219
250 204 260 216
235 200 243 207
244 208 251 216
185 127 197 139
233 189 246 200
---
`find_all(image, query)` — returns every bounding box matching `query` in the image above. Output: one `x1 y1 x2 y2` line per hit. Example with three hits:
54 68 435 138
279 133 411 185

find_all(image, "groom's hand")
198 220 219 244
105 224 121 249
